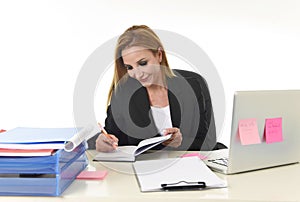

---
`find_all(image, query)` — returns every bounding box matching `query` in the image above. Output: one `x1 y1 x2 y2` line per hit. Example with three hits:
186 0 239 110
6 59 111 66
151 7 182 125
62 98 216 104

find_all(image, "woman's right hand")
95 133 119 152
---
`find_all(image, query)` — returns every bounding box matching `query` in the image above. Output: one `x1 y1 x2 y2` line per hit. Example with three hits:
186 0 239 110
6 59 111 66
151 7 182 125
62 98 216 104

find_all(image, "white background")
0 0 299 146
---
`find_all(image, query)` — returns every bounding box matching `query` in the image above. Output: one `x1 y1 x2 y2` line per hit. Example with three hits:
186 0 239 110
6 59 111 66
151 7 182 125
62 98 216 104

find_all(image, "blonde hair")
107 25 175 106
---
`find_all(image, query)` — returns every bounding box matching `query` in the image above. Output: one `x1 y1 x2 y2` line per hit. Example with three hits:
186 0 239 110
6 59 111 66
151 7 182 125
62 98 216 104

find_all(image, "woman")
95 25 217 152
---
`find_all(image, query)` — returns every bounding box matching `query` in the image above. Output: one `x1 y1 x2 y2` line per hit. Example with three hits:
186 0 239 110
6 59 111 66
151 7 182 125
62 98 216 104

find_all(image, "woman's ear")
157 47 163 63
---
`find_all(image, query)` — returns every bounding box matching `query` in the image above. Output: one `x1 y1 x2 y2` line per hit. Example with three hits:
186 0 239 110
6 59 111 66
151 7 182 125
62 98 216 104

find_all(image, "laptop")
201 90 300 174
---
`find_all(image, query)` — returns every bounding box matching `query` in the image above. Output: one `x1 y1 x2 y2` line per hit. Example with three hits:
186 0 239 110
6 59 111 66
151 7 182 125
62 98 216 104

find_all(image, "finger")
167 138 181 147
106 135 118 149
101 133 117 145
163 139 171 145
163 128 179 135
162 140 179 147
98 134 118 150
165 137 179 144
109 135 119 144
99 142 116 152
165 132 178 141
162 132 182 148
162 136 177 145
96 137 116 152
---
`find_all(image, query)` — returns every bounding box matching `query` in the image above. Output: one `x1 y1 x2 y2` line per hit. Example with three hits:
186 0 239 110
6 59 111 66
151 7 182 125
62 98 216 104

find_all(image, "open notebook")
94 135 171 162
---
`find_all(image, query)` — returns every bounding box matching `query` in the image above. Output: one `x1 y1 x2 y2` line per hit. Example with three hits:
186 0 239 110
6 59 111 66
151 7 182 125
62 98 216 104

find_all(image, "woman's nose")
132 67 143 78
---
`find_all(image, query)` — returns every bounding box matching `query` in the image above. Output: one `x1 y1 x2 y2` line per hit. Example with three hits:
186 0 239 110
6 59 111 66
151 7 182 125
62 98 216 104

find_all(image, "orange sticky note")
264 118 283 144
76 170 108 180
238 118 261 145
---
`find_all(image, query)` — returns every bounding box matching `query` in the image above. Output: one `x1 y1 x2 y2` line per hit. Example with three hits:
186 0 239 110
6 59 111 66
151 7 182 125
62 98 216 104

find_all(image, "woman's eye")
138 61 147 66
124 65 133 70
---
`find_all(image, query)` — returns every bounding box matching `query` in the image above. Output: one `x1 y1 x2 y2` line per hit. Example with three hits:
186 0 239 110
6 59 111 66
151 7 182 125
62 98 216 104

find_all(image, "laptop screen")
227 90 300 174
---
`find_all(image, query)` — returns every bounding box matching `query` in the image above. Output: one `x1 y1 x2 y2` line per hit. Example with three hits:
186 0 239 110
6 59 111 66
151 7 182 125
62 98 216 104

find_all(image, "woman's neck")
146 85 169 108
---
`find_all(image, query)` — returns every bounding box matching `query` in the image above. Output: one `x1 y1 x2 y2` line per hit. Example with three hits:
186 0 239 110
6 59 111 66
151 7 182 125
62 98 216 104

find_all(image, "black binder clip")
161 181 206 191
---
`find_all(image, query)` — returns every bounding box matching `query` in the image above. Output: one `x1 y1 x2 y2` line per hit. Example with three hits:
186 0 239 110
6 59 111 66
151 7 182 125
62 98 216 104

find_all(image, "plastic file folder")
0 143 86 174
0 143 88 196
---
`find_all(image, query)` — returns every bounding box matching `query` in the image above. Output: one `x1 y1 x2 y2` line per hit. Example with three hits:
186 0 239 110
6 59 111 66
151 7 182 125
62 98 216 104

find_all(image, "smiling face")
121 46 164 88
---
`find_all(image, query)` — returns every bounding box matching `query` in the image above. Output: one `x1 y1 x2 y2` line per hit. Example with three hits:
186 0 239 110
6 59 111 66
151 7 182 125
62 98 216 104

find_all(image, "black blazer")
89 69 217 151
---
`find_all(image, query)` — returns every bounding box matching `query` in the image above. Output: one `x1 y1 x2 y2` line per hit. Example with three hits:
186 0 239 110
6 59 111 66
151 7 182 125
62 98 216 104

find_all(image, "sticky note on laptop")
238 118 261 145
264 117 283 144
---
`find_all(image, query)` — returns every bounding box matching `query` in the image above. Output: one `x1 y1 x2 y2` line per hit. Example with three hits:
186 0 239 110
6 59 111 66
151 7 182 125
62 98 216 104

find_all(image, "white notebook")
133 157 227 192
93 135 171 162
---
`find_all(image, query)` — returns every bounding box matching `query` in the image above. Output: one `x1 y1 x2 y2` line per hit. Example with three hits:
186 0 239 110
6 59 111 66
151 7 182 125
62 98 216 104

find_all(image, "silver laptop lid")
227 90 300 174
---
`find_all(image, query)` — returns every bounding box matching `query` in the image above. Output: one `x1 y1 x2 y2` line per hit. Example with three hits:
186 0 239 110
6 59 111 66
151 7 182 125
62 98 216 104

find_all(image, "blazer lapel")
168 90 181 128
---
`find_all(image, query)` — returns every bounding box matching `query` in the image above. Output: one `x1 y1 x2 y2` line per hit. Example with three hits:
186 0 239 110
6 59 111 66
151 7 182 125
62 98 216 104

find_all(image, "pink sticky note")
76 170 108 180
181 152 207 160
238 118 261 145
264 117 283 144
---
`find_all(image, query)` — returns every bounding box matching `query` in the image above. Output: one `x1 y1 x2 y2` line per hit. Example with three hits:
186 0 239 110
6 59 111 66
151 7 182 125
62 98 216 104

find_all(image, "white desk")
1 150 300 202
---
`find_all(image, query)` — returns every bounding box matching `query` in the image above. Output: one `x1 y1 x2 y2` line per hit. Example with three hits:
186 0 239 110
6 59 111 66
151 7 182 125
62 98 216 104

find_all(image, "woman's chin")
139 80 152 87
141 82 151 87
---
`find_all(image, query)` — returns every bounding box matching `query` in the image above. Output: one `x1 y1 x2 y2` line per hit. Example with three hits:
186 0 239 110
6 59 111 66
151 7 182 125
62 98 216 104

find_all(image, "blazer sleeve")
104 105 133 146
86 104 129 150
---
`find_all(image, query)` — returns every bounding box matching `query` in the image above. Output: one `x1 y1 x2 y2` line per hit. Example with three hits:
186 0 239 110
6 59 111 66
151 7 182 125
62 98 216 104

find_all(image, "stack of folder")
0 128 89 196
0 143 87 196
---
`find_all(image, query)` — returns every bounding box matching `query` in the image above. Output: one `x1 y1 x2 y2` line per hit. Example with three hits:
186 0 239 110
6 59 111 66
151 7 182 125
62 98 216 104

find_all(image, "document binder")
0 143 88 196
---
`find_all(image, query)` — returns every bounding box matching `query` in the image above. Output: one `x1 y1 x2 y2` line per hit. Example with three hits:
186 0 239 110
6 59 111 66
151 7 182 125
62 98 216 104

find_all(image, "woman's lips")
139 76 149 83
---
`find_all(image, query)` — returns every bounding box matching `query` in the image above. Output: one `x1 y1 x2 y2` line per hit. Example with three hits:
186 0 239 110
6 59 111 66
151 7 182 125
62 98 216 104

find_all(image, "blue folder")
0 143 87 196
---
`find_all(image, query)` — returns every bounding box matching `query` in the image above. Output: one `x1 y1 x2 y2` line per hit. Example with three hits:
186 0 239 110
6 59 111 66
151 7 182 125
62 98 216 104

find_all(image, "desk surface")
2 150 300 202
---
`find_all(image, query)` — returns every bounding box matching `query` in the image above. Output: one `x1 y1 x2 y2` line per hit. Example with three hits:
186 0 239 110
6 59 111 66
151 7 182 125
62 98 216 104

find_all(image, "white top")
150 105 173 135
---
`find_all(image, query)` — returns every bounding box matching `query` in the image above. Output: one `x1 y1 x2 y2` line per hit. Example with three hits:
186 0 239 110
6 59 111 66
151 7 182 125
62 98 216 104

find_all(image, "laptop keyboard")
208 158 228 167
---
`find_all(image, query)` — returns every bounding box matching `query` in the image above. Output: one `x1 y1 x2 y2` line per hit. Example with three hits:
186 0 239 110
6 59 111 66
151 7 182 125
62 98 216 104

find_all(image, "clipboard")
133 157 226 192
161 181 206 191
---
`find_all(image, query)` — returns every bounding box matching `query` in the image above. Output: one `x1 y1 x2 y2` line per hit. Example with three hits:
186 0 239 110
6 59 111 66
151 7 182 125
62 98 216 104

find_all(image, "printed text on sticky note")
264 117 283 144
238 118 261 145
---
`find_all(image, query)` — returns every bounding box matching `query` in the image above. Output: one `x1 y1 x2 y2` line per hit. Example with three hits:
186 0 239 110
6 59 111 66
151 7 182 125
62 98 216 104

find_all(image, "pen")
98 122 109 137
97 123 118 146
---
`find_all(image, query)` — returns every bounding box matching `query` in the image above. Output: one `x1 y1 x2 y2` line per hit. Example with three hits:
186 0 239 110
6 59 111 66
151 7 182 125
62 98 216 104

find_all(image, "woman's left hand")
162 127 182 148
